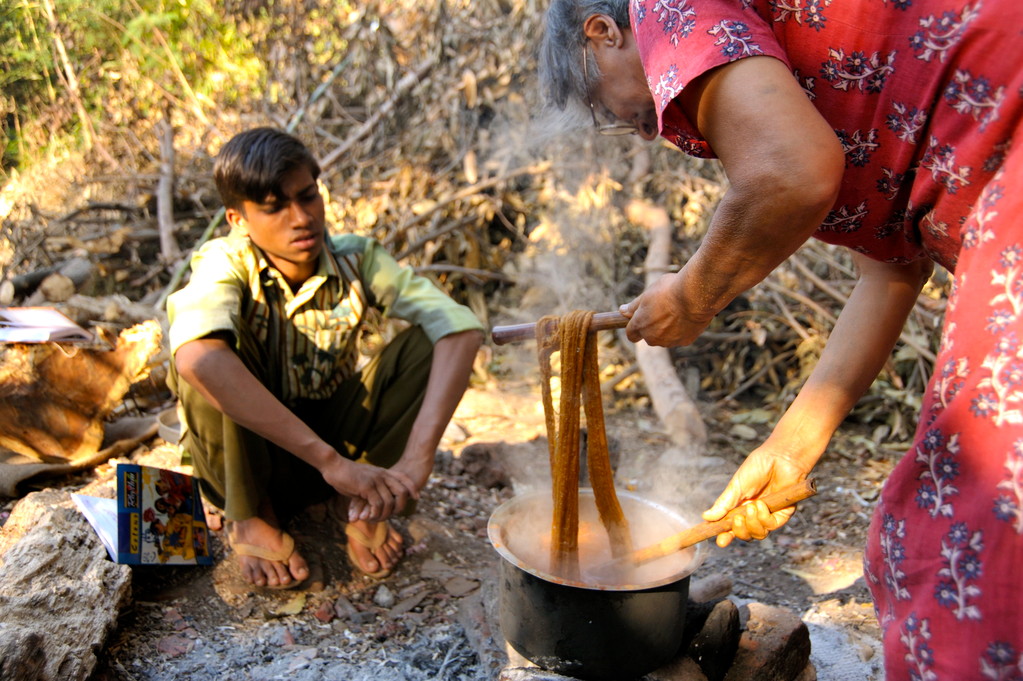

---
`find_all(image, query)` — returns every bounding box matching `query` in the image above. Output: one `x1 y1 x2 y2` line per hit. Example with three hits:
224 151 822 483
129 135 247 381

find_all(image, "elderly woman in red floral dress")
539 0 1023 677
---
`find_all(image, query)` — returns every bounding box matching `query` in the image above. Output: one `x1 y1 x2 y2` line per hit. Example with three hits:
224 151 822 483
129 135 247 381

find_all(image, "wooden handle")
627 479 818 566
490 311 629 345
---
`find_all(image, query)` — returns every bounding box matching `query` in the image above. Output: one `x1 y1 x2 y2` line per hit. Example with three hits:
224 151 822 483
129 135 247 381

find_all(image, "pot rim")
488 488 706 591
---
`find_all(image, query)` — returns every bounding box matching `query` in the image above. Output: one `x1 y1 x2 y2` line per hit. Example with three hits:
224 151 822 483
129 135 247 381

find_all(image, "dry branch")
383 162 552 249
157 110 181 261
414 264 515 284
319 55 440 172
625 198 707 449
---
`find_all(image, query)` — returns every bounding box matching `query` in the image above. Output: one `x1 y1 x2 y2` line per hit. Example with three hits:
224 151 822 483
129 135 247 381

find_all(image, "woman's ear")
582 13 623 48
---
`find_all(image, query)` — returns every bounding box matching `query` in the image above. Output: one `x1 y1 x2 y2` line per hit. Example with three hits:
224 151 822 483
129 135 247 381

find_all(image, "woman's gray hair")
538 0 631 111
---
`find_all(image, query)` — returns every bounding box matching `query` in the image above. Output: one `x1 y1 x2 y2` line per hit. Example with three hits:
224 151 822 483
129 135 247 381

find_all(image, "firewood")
626 198 707 449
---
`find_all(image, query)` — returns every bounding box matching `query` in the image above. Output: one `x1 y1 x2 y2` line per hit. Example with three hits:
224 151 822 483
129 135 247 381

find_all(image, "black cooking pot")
488 490 703 681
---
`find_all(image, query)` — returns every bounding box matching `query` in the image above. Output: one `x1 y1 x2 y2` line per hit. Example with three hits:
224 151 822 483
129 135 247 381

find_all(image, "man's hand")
389 453 435 497
322 457 419 522
343 453 433 522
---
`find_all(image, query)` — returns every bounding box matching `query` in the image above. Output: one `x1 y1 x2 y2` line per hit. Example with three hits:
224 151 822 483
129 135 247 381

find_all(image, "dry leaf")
274 593 307 617
464 149 478 184
461 69 477 108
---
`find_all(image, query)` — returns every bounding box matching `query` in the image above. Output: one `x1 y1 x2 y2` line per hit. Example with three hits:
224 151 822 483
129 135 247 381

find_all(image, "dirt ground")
72 358 894 681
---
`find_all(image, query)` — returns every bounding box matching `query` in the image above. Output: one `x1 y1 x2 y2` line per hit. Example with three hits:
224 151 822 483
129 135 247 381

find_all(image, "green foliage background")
0 0 362 174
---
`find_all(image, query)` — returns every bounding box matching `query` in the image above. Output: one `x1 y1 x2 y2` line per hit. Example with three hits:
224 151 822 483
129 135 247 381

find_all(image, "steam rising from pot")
489 489 705 590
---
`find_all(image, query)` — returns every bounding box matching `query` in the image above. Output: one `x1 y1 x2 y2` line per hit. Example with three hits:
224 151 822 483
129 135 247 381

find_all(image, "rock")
263 625 295 647
724 603 812 681
457 442 512 489
480 437 550 494
442 421 469 445
419 558 459 580
498 668 580 681
405 516 439 544
443 575 479 597
373 585 395 608
689 573 733 603
688 599 741 681
456 562 507 678
164 607 190 631
314 600 335 623
388 590 429 617
647 654 710 681
156 634 194 658
285 647 318 672
0 489 132 681
333 594 361 621
0 630 46 680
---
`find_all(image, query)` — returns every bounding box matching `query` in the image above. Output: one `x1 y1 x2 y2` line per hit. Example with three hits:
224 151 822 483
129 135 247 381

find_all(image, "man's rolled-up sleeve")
167 242 247 355
361 240 483 344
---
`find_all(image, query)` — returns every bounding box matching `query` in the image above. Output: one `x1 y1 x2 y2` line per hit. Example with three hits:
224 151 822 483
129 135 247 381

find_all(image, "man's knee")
383 326 434 385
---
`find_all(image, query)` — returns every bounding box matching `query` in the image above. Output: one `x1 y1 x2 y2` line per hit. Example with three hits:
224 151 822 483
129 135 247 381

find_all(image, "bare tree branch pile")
0 0 945 448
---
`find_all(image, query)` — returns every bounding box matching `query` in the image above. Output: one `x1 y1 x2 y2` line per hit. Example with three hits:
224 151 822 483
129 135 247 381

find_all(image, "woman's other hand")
702 444 813 547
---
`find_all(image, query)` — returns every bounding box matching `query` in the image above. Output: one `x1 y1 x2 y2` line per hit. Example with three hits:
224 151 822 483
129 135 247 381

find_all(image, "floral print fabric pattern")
631 0 1023 269
630 0 1023 677
864 159 1023 676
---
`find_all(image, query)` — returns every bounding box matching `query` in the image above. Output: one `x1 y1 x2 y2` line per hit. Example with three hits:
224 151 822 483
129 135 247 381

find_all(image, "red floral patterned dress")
631 0 1023 677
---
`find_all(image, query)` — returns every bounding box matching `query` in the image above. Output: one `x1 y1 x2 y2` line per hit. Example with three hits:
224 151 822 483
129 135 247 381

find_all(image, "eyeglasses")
582 45 638 137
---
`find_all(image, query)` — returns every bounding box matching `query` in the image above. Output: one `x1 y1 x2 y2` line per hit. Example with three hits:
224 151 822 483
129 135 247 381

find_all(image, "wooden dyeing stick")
600 479 818 572
492 311 628 345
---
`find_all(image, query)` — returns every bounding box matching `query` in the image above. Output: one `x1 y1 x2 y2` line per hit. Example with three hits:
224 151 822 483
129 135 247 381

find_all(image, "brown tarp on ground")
0 320 164 495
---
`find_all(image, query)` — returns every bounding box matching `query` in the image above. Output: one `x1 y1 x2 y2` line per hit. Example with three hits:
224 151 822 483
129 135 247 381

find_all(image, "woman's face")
588 32 659 140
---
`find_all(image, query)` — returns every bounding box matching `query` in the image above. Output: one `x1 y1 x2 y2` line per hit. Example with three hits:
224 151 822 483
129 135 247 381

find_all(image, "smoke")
480 83 730 576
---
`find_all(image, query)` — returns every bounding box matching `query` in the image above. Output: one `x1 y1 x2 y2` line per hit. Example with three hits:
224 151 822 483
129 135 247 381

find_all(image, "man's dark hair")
213 127 321 210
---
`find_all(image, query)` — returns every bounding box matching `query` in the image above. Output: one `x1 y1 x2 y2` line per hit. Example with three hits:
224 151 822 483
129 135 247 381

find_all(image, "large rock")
498 669 583 681
687 599 741 681
724 603 812 681
0 489 132 681
455 557 508 678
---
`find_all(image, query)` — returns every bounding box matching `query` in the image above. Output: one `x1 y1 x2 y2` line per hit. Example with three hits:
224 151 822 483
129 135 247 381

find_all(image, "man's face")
227 165 326 288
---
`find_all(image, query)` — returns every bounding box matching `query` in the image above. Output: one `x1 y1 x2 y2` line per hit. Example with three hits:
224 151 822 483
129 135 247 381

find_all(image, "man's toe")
289 557 310 583
243 562 268 587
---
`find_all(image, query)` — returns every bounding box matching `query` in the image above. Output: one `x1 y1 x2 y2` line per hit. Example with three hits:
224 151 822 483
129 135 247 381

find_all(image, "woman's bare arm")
702 254 933 545
622 56 846 346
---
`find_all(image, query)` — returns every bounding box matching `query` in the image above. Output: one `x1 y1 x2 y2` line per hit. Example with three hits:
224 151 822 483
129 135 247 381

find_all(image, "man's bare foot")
229 515 310 588
346 519 403 577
